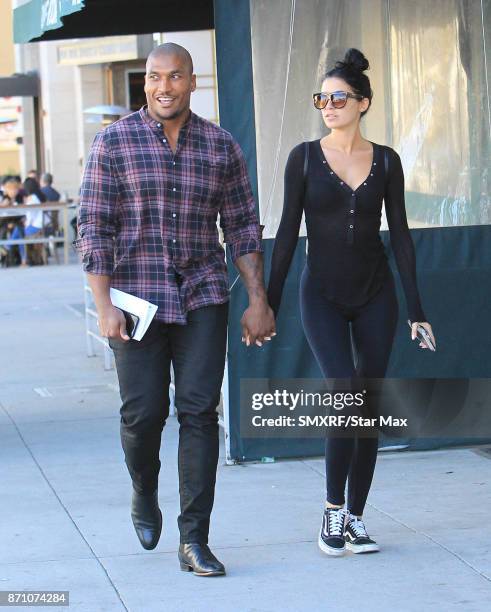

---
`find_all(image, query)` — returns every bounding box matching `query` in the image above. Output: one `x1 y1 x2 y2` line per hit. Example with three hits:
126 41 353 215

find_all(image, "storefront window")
250 0 490 235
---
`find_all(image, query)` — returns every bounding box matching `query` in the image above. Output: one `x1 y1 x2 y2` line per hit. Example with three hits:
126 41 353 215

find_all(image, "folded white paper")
109 288 158 341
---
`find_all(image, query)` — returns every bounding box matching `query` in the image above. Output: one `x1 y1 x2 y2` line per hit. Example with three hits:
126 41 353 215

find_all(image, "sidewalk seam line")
0 539 319 568
301 460 491 583
0 415 121 425
0 401 129 612
369 503 491 583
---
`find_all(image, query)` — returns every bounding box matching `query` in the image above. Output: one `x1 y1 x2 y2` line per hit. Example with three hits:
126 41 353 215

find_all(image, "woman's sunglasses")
313 90 364 110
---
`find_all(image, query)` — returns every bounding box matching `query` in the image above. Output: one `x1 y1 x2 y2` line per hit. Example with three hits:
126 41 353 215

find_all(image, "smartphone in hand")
407 320 435 352
122 310 140 339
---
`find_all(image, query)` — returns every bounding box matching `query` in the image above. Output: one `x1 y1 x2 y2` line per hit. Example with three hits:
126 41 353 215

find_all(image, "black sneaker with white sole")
318 507 347 556
344 514 380 553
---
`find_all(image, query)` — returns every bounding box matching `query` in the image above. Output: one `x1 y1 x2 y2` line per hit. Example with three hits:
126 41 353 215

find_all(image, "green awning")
13 0 214 44
14 0 85 44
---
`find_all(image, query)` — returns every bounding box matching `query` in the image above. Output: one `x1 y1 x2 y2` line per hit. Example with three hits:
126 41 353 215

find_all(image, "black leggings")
300 265 399 516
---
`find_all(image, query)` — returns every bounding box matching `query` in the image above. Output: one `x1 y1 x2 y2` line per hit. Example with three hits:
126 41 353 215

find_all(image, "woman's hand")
411 321 436 350
241 299 276 347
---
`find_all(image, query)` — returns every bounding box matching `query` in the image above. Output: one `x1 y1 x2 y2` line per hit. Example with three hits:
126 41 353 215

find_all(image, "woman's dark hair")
23 177 47 202
324 48 373 118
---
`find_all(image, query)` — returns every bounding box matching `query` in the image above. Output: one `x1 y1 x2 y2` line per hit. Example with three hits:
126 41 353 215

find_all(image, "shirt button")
370 173 373 176
352 193 355 196
330 171 334 174
172 187 177 192
173 161 176 165
350 210 354 213
349 224 353 228
172 213 176 218
172 239 176 243
340 181 344 185
363 182 367 185
157 123 161 128
163 138 167 143
373 162 377 165
322 160 326 164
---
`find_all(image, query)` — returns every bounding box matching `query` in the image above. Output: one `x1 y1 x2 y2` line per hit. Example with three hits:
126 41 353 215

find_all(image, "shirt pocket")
190 158 225 210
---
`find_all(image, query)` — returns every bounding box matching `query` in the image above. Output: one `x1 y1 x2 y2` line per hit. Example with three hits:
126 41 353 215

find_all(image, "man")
40 172 61 236
75 43 275 576
40 172 61 202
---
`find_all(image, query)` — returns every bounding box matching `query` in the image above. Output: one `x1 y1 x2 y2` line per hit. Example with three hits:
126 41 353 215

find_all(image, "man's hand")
241 299 276 347
233 252 277 347
86 274 129 342
97 304 130 341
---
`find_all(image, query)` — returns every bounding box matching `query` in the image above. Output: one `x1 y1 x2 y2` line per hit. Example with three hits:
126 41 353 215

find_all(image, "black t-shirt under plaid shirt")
75 106 262 324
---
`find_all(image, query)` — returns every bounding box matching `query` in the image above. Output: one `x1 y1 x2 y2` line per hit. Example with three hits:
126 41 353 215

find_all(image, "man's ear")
191 74 197 93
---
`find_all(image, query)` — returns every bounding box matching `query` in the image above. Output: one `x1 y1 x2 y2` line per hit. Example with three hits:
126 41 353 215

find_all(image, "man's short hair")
147 43 194 75
41 172 53 185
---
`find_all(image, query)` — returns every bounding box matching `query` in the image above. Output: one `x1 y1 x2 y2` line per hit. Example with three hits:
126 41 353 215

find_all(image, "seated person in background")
27 169 40 181
40 173 60 202
10 177 46 266
41 172 61 235
0 175 24 207
26 171 46 203
0 176 25 265
15 175 28 200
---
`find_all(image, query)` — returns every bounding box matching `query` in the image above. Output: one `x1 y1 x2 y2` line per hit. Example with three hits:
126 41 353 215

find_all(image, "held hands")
410 321 436 351
97 304 130 342
241 300 276 347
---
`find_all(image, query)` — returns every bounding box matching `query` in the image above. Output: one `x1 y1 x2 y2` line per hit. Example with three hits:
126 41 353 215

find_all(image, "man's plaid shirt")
75 106 262 324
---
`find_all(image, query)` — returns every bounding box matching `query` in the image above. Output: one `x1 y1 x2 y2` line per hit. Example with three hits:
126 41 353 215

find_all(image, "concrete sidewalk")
1 263 490 612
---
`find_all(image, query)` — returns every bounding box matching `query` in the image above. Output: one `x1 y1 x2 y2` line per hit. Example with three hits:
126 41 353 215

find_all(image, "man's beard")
153 104 184 122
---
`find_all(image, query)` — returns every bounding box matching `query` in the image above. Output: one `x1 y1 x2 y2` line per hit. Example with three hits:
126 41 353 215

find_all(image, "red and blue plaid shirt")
75 106 262 324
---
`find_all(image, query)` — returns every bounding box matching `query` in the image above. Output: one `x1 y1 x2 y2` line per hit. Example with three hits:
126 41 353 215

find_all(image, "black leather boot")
178 543 226 576
131 489 162 550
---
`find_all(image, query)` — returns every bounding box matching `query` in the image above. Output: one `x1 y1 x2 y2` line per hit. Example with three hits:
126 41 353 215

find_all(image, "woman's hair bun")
335 48 370 73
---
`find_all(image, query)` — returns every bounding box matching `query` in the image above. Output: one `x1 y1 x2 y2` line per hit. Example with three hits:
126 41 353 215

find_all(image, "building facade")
10 0 218 198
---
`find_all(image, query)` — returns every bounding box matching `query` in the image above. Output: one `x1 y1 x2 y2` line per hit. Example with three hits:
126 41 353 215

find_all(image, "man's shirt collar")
139 105 195 137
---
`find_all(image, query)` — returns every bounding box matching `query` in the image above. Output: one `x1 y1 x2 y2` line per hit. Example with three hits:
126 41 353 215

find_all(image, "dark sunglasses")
313 90 364 110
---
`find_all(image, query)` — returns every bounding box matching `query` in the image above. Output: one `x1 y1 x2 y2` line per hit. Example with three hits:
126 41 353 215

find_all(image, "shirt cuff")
228 236 263 262
80 250 113 276
73 233 114 275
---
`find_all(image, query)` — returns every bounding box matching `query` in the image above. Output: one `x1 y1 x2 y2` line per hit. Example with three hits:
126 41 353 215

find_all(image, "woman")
267 48 436 556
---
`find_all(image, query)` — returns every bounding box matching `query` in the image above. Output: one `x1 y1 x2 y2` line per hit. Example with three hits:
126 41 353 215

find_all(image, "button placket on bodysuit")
319 142 378 245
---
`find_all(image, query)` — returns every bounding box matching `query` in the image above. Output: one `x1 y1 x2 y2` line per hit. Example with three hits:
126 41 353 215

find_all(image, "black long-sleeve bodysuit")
267 140 426 323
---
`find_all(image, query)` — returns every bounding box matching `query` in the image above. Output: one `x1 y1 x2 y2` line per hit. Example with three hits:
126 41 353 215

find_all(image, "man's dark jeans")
109 302 228 544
